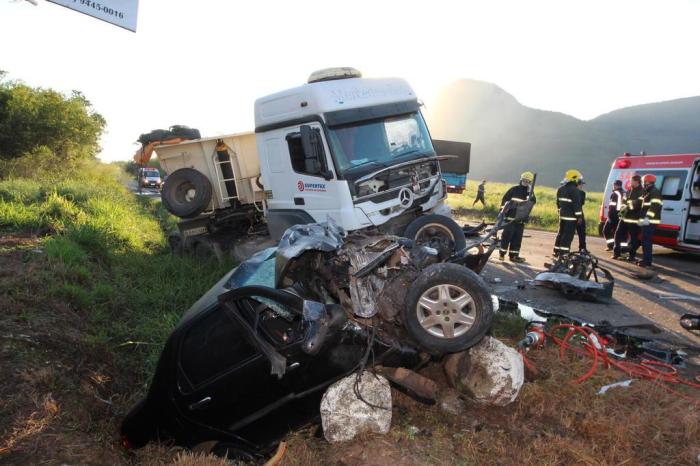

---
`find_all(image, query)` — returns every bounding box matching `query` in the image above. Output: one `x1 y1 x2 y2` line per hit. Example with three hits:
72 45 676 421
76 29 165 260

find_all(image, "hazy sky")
2 0 700 162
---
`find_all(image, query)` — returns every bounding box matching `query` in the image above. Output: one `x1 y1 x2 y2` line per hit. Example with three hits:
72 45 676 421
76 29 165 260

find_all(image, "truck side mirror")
300 125 332 180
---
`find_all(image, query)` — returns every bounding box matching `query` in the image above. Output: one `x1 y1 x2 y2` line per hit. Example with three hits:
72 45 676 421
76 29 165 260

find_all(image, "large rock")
444 336 524 406
320 372 392 443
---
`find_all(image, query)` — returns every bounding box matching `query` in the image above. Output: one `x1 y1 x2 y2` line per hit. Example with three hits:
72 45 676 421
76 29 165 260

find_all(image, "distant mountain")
427 80 700 190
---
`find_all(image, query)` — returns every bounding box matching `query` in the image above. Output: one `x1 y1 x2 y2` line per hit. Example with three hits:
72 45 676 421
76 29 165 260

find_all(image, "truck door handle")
189 396 211 411
294 197 305 206
663 207 674 211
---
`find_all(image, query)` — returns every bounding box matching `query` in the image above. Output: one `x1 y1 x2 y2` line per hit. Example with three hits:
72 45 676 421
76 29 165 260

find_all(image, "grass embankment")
448 179 603 235
0 163 234 463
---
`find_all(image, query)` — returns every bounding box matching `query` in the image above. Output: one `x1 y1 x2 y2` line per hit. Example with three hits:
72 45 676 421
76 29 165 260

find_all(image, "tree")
0 77 105 162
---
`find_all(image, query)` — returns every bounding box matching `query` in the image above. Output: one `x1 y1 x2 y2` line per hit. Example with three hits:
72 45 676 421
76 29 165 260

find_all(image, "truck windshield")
327 112 434 174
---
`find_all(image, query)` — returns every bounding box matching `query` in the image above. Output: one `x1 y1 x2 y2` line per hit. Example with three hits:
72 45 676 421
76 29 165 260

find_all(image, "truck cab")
254 68 449 239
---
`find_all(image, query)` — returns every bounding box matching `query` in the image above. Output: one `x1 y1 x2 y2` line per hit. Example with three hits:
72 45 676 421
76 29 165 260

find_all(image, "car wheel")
404 214 467 260
403 263 493 353
161 168 212 218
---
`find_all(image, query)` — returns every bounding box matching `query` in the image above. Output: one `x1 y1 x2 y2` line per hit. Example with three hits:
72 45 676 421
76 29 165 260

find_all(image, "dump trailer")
145 68 471 258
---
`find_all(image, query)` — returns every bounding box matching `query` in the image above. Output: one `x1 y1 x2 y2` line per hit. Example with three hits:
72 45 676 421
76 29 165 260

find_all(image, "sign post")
47 0 139 32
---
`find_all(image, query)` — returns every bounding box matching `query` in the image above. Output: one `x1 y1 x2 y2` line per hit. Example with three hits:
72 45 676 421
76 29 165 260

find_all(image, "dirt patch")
280 348 699 466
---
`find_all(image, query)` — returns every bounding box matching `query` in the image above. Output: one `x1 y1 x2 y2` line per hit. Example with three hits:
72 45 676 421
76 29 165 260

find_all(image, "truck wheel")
168 232 184 257
193 237 223 261
403 263 493 353
404 214 467 260
161 168 212 219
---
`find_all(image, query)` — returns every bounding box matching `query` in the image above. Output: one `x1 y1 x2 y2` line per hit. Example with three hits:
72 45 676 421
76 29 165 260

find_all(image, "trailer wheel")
161 168 212 219
404 214 467 260
193 237 223 262
403 263 493 353
168 232 184 257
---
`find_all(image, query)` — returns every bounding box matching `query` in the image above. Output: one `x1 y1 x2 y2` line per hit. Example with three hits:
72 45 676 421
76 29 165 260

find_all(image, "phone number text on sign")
74 0 124 19
47 0 139 32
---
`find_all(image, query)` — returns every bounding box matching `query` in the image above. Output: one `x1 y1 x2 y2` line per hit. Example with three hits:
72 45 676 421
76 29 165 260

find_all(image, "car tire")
161 168 212 218
403 263 493 353
404 214 467 260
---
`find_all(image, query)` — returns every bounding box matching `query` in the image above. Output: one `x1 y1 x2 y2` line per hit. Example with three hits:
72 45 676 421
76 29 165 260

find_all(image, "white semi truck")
145 68 470 258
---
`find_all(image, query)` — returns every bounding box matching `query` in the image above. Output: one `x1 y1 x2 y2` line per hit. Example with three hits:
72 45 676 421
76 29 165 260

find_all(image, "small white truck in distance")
151 68 470 258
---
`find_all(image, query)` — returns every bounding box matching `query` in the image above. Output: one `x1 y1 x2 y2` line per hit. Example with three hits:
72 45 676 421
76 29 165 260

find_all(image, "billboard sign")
47 0 139 32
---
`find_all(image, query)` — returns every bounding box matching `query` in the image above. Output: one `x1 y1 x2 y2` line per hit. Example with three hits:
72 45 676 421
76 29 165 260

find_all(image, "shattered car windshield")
328 112 435 174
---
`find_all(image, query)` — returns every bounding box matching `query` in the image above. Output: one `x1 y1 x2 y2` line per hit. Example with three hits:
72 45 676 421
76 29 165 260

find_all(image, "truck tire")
168 232 184 257
193 237 224 262
404 214 467 260
403 263 493 353
161 168 213 219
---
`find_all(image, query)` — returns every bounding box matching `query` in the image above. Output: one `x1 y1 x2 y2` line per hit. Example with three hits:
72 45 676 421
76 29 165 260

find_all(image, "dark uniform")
633 184 663 266
499 184 535 259
613 185 644 259
575 188 587 251
603 186 625 249
473 182 486 206
554 181 583 256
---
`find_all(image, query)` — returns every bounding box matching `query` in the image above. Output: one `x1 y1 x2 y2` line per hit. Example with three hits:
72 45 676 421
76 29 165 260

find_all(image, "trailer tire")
161 168 212 219
168 232 184 257
193 237 224 262
403 263 493 353
404 214 467 260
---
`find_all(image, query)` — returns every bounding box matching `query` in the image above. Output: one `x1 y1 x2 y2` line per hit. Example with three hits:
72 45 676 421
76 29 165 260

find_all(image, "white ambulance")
599 152 700 253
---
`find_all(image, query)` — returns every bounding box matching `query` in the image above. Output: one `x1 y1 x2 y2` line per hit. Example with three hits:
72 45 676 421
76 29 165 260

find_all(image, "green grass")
448 179 603 235
0 163 235 380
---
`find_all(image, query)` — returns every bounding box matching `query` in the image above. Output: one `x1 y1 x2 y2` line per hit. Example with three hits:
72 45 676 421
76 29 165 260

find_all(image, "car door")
637 170 687 227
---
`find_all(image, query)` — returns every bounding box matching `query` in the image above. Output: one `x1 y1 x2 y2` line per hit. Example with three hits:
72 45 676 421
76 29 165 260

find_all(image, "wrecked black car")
121 219 497 458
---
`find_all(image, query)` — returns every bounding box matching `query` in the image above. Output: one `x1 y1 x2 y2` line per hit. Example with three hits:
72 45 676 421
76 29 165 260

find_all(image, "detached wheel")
404 214 466 260
161 168 212 218
403 263 493 353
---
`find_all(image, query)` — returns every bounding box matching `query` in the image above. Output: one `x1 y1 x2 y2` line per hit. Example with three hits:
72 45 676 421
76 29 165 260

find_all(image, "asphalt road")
479 228 700 351
127 180 161 198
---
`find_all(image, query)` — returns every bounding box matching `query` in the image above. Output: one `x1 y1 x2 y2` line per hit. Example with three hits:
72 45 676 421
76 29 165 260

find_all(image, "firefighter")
575 179 587 252
499 171 536 262
612 175 644 260
603 180 625 251
472 179 487 207
631 174 663 267
553 169 584 257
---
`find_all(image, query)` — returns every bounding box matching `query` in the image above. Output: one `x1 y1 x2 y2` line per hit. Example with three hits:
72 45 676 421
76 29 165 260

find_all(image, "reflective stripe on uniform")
623 218 638 223
554 246 570 251
606 239 615 244
647 212 656 218
574 211 582 215
511 197 526 202
651 199 663 204
558 197 572 202
642 202 652 207
509 250 519 254
560 217 577 221
649 219 660 224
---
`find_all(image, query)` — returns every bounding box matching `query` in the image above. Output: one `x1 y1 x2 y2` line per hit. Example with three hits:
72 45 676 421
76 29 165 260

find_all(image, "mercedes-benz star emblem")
398 187 414 208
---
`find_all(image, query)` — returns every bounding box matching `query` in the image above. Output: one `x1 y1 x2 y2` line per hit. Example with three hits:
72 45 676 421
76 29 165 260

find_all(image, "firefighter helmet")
563 169 583 183
642 174 657 185
520 171 535 183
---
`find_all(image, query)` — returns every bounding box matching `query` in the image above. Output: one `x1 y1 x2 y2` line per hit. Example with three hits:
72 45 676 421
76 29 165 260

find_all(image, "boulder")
444 336 524 406
320 372 392 443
